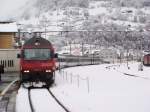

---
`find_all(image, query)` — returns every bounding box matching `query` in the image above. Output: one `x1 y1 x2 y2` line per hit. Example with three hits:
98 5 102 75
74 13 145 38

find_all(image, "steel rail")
28 88 35 112
47 89 70 112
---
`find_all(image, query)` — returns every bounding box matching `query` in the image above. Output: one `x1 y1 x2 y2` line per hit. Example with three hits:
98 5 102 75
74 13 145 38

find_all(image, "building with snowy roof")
0 22 18 49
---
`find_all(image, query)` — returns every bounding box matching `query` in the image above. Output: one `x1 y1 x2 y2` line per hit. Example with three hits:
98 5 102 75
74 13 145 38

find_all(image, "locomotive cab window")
24 49 51 60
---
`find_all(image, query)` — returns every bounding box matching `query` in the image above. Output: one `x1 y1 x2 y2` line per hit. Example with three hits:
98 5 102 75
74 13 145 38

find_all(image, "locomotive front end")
19 37 57 86
22 49 56 83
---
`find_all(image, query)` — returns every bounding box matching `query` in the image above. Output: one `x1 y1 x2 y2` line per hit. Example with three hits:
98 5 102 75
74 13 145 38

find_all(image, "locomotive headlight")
52 67 56 70
46 70 51 72
24 70 29 73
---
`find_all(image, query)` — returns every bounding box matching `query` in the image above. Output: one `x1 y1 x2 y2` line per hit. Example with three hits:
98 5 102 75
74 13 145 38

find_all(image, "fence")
59 69 90 93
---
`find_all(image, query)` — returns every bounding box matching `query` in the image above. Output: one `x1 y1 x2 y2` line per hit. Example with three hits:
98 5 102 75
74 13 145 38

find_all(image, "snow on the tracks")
16 87 31 112
30 89 66 112
16 87 66 112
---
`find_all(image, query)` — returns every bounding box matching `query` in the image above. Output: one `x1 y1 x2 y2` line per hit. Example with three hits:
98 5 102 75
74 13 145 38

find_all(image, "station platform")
0 72 19 92
0 72 19 112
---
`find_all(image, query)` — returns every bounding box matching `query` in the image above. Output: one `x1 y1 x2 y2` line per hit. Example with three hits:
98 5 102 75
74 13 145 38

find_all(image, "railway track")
28 88 35 112
47 89 70 112
22 85 70 112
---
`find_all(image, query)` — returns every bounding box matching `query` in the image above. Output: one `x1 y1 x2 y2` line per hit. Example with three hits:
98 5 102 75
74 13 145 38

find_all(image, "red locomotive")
18 36 57 86
143 54 150 66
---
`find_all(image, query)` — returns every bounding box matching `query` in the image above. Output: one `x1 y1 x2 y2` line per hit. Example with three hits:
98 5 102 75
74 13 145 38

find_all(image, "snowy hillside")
18 0 150 31
13 0 150 55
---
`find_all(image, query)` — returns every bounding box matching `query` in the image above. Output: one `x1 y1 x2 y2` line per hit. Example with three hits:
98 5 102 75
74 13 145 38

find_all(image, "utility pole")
69 41 72 55
45 23 47 39
54 1 58 27
126 25 131 69
17 23 23 48
127 48 129 69
140 29 144 71
40 16 51 39
81 42 84 56
120 52 122 64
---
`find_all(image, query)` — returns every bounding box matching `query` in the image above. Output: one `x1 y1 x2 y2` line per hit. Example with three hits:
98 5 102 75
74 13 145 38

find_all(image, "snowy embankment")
113 62 150 79
51 63 150 112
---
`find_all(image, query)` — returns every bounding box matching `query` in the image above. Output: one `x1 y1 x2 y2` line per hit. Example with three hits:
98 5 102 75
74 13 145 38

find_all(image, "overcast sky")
0 0 30 20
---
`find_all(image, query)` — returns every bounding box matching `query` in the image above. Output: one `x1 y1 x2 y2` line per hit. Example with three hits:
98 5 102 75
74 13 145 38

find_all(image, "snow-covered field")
113 62 150 79
52 63 150 112
16 62 150 112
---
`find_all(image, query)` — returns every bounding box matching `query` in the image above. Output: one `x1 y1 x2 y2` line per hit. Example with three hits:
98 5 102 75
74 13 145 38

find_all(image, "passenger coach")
143 54 150 66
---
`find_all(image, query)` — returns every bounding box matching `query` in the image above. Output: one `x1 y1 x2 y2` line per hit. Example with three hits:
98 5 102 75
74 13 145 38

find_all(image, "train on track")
18 36 57 86
143 54 150 66
58 54 102 69
18 36 102 87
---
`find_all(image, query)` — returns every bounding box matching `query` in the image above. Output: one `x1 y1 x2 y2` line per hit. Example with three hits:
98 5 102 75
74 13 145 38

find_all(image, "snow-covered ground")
16 87 66 112
51 62 150 112
113 62 150 79
16 62 150 112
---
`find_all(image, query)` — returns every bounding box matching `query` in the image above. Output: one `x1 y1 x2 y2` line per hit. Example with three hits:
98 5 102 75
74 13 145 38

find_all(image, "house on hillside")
99 48 118 63
143 1 150 6
0 22 18 49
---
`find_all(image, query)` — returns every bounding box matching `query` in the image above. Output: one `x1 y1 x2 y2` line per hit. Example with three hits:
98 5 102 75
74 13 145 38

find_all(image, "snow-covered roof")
0 22 18 32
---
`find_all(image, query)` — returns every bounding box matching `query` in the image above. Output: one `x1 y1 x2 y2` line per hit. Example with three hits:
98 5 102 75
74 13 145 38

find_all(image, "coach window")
8 60 10 67
12 60 14 67
4 60 6 67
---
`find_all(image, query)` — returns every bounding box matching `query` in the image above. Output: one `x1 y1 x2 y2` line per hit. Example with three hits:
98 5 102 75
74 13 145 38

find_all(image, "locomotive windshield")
24 49 51 60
